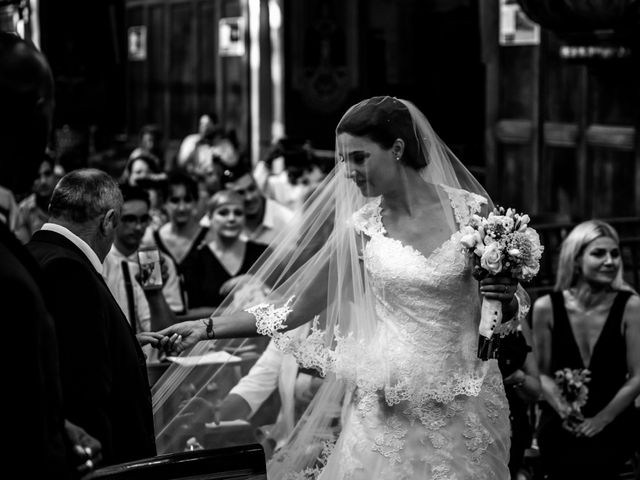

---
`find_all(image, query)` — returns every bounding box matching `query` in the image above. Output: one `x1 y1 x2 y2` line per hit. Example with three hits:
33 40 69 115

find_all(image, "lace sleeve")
246 298 335 376
442 185 488 227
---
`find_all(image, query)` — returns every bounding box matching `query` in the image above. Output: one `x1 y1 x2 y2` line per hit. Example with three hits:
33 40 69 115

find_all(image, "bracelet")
202 317 216 340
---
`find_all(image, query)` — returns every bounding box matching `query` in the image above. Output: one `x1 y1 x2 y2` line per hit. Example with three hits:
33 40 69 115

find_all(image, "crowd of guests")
2 32 638 479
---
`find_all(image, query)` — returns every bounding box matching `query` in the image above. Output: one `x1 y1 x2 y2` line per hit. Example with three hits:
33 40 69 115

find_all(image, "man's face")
115 199 150 251
227 174 263 216
34 160 57 199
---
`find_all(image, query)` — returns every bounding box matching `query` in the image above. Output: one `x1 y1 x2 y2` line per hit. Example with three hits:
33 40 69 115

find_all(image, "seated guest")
27 169 163 465
152 171 208 311
216 170 295 247
186 190 267 310
0 184 21 235
532 220 640 480
102 184 180 347
15 153 62 242
154 171 208 272
177 112 240 177
254 137 327 212
129 124 166 171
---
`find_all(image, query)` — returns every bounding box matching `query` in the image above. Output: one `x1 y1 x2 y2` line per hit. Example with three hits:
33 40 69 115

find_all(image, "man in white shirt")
102 184 181 341
222 171 295 246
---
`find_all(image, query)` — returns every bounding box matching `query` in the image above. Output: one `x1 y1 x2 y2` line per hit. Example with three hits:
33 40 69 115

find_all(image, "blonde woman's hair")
554 219 633 292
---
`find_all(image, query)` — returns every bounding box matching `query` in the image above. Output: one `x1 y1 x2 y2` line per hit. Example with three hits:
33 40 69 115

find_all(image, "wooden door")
480 0 640 221
125 0 249 164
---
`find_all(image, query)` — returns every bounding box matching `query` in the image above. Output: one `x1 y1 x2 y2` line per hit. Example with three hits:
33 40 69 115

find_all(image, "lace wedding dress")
254 187 512 480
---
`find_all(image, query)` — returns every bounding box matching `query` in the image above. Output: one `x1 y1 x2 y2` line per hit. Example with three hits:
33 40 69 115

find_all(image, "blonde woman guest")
533 220 640 480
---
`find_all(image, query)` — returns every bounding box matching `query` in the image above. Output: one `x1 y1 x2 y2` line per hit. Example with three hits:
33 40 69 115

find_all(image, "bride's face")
338 133 396 197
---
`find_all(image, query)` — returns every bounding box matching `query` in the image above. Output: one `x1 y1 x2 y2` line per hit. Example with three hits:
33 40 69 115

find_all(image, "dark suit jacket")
28 229 156 465
0 222 68 477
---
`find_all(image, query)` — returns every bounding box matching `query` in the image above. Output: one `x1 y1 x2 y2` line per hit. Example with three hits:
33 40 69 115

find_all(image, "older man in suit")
28 168 164 465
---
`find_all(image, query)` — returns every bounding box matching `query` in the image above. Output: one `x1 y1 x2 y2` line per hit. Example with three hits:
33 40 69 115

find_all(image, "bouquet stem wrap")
477 297 502 360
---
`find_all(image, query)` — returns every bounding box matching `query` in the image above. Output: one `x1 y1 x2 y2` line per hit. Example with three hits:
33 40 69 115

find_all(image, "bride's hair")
336 96 426 169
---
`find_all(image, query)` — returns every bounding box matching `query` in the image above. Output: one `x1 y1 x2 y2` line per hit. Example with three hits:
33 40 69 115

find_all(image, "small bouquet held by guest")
554 367 591 433
460 206 544 360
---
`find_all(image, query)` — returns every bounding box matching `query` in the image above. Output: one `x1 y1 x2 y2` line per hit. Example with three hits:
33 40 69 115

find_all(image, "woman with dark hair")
120 151 161 187
533 220 640 479
156 97 526 478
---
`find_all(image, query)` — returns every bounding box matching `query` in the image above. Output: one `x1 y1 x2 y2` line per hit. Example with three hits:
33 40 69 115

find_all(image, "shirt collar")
41 223 104 274
110 244 137 262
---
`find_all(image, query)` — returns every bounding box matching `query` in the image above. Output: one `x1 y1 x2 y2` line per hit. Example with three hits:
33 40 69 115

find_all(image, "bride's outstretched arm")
157 260 332 352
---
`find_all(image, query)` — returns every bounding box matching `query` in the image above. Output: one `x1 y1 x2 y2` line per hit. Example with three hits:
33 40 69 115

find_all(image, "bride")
155 96 526 479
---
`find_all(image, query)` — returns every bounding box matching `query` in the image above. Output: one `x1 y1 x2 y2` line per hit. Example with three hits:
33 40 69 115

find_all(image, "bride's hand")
157 319 208 354
479 276 519 318
479 276 518 303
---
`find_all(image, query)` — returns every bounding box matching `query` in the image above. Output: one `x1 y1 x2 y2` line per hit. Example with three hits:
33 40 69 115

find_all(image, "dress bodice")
332 187 498 406
356 195 476 354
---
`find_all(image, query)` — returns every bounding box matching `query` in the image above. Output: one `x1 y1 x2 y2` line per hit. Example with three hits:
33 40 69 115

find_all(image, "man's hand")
159 254 169 285
136 331 182 348
64 419 102 475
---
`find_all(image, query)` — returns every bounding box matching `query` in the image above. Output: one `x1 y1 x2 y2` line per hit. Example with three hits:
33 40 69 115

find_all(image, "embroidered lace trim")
246 297 335 377
441 185 487 227
353 197 384 237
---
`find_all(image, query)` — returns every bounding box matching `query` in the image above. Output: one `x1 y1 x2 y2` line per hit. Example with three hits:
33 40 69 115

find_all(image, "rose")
480 242 503 274
461 228 483 250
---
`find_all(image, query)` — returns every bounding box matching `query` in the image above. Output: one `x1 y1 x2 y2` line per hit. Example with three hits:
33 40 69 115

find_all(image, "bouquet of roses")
554 367 591 433
460 206 544 359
